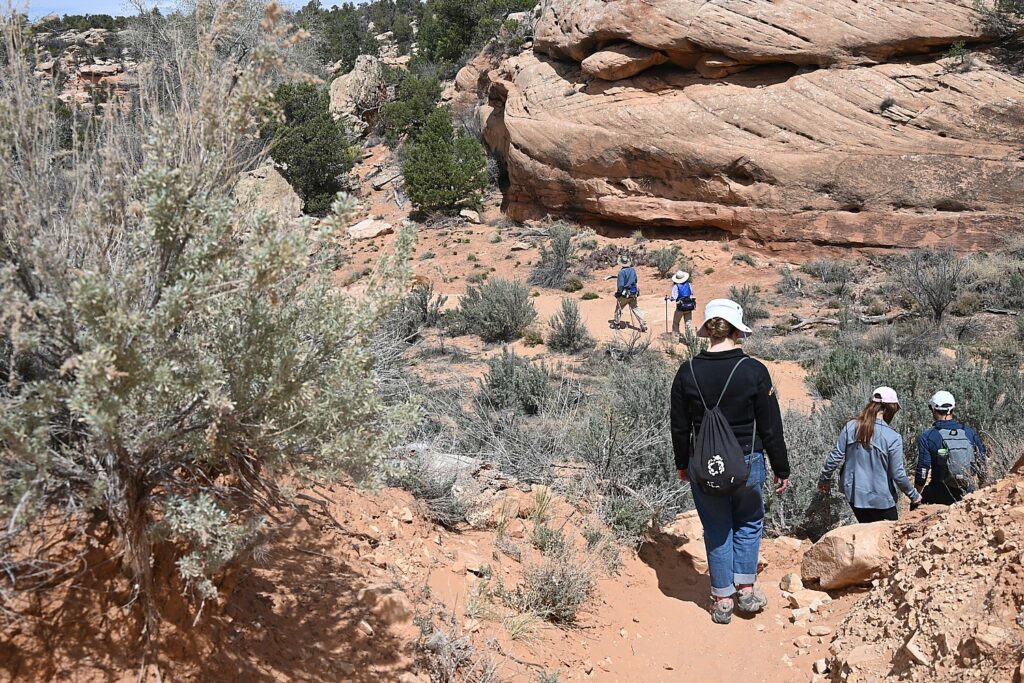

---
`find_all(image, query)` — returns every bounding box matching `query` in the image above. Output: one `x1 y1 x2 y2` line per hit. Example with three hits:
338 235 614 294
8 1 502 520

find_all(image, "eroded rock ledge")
481 0 1024 249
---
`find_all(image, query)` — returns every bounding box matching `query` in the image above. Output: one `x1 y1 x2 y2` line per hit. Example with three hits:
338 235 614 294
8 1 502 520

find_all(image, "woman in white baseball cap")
818 386 921 523
670 298 789 624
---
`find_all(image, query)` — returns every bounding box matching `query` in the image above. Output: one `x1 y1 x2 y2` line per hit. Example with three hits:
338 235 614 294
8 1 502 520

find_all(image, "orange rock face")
484 0 1024 249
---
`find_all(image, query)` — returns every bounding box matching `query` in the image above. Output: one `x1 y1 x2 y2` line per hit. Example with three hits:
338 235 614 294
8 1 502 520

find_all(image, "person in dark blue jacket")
916 390 986 506
666 270 695 340
609 255 647 331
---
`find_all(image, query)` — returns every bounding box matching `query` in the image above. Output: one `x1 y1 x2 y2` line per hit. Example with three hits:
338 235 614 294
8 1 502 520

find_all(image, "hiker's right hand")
817 481 830 493
677 469 689 483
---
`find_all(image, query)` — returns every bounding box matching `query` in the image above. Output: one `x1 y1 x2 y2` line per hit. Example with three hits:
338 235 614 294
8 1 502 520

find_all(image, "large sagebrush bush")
445 278 537 342
0 7 413 635
547 298 595 354
529 224 577 289
481 348 551 415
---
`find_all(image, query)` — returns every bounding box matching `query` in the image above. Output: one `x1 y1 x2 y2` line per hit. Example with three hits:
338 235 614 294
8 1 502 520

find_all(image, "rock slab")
801 521 896 590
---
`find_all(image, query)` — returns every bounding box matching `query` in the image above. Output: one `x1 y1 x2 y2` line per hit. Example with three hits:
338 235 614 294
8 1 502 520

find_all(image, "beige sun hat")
617 254 632 267
671 271 690 284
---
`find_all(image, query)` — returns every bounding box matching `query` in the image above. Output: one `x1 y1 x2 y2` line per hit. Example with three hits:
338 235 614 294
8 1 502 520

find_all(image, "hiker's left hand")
677 469 689 483
774 476 789 494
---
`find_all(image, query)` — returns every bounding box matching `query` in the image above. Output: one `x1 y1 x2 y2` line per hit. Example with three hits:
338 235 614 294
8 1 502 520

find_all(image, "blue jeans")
691 452 767 598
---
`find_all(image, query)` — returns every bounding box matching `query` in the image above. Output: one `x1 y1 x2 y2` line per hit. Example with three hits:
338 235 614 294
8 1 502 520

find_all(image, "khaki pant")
673 309 693 336
614 296 647 329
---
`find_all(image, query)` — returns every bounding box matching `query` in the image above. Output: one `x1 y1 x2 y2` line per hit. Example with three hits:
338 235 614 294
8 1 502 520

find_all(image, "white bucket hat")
671 270 690 284
696 298 753 338
929 390 956 411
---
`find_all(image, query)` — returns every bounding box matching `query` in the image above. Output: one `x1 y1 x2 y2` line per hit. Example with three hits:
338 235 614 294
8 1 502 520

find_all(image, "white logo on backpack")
708 455 726 477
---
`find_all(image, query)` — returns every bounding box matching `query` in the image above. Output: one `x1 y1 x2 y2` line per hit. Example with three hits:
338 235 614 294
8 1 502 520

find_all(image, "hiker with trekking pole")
670 299 790 625
817 387 922 522
665 270 696 341
914 391 986 506
605 254 647 332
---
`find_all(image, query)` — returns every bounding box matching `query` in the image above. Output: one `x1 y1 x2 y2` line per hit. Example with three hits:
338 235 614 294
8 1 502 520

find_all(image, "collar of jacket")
696 348 746 360
932 419 964 429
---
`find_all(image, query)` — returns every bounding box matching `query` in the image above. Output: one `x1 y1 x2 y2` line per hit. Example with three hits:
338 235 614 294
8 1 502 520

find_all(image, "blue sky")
22 1 367 18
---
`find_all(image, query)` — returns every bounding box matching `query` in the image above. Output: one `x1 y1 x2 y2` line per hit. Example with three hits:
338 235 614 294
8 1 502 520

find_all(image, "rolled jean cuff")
734 573 757 586
711 583 736 598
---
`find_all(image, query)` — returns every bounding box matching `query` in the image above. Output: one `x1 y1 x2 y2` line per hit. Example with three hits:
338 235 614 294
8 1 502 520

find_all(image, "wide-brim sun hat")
696 298 753 338
929 390 956 410
617 255 632 267
872 386 900 405
671 270 690 284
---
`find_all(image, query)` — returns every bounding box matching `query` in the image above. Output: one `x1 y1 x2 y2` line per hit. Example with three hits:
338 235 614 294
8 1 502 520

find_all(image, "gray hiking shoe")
711 597 734 625
736 586 768 614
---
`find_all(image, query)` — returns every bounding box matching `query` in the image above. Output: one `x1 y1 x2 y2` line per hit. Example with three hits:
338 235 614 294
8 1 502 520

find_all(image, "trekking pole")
664 298 669 336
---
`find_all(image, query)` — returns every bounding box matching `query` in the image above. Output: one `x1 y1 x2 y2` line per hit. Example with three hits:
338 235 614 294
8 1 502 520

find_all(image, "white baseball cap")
929 391 956 411
697 298 753 338
872 386 900 405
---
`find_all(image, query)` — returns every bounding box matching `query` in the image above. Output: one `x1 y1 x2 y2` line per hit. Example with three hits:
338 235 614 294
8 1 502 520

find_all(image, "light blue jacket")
819 417 920 510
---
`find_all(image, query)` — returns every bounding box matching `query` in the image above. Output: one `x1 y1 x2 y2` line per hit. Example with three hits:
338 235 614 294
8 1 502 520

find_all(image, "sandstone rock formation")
801 521 896 590
330 55 387 137
234 164 304 221
483 0 1024 249
348 217 395 240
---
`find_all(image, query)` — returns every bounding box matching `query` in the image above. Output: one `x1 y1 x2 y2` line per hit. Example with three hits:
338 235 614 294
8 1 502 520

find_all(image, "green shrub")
0 15 414 630
531 524 568 556
731 252 756 267
446 278 537 342
510 555 595 625
547 298 596 354
800 259 855 284
381 71 442 143
600 495 651 542
418 0 535 68
261 82 357 215
481 348 551 414
403 107 489 213
529 224 576 289
564 275 584 293
650 247 680 277
777 266 807 297
581 292 599 301
388 456 466 529
729 284 770 321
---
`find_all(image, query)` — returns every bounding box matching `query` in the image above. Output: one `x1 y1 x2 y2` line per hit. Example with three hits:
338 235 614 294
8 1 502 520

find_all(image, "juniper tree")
402 106 488 212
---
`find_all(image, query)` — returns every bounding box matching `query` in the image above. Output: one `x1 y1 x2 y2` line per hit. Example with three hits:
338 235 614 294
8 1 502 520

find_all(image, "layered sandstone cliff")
482 0 1024 248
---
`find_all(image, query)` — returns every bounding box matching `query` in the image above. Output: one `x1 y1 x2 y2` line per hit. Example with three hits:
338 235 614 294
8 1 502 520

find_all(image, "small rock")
396 506 414 523
357 585 413 628
349 218 394 241
791 608 812 622
794 635 814 649
787 589 832 610
337 662 356 675
813 659 830 675
459 208 481 223
619 628 628 639
583 659 594 674
809 625 833 637
510 240 531 251
779 572 803 593
903 633 931 666
506 519 528 539
598 657 612 672
356 619 374 636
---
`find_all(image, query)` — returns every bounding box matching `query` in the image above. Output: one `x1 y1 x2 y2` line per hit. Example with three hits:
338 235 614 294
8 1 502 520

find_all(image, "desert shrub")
381 282 448 344
892 249 970 324
650 247 680 277
976 0 1024 70
530 224 577 289
547 299 596 354
0 12 414 633
600 495 652 542
731 252 756 267
381 70 443 143
509 554 595 625
744 331 824 363
581 292 599 301
388 456 466 529
531 524 567 556
801 259 855 284
403 107 489 213
729 284 770 321
446 278 537 342
777 266 807 297
481 348 551 415
764 408 852 539
963 251 1024 311
261 81 358 215
296 1 379 72
417 0 535 68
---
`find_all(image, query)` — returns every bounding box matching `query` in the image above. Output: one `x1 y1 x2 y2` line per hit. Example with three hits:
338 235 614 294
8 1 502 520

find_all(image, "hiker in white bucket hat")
665 270 696 341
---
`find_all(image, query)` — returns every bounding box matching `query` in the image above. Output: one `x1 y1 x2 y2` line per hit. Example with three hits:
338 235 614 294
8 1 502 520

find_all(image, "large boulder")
801 521 896 590
330 55 387 137
483 0 1024 249
234 164 303 221
581 42 668 81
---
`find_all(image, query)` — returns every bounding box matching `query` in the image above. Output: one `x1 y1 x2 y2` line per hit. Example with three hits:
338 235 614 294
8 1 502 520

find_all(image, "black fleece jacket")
670 348 790 480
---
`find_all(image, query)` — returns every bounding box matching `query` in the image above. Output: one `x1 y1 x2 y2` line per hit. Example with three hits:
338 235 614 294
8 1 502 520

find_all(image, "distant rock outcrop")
330 55 387 137
483 0 1024 249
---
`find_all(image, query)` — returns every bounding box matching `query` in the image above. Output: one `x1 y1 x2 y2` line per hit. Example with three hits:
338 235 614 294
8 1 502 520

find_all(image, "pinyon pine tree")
402 106 488 213
0 6 414 637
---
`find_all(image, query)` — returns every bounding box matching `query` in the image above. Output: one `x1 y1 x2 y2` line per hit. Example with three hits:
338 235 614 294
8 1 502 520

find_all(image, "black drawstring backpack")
689 358 753 496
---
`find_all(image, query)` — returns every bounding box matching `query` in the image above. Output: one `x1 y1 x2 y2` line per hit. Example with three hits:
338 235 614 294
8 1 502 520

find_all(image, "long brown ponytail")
854 399 900 445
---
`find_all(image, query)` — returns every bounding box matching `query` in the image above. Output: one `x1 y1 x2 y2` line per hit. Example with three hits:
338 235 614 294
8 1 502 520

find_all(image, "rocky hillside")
480 0 1024 249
